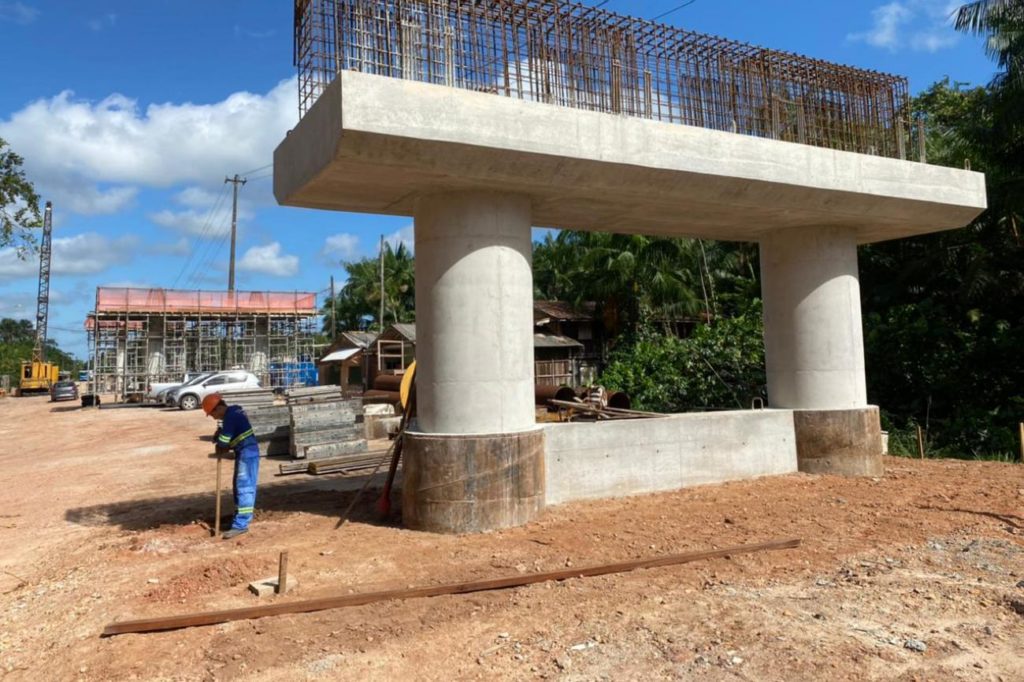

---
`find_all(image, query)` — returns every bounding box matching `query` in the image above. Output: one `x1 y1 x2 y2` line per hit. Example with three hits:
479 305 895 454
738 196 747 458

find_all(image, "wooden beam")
101 538 800 636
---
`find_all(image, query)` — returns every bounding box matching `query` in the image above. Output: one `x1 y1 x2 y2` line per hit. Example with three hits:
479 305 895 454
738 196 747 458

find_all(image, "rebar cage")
295 0 921 160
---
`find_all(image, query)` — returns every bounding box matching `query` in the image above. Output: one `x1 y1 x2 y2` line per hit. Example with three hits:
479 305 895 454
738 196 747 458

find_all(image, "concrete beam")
275 71 987 244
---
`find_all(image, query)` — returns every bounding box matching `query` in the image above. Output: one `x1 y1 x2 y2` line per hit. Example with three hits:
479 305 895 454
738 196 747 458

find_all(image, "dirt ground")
0 394 1022 681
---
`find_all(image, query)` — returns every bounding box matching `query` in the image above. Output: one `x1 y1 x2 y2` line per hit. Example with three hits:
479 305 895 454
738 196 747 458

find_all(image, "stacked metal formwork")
86 288 320 401
295 0 921 161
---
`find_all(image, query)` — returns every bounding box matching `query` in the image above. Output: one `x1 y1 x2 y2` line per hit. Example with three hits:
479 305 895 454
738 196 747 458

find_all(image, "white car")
147 371 206 402
167 371 261 410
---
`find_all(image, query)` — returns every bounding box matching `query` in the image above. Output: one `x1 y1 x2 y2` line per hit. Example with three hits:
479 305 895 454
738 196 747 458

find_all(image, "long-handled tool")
213 453 223 537
376 380 415 518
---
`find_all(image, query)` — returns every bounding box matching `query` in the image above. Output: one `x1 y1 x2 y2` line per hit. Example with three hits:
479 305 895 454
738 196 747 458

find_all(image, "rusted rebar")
294 0 916 160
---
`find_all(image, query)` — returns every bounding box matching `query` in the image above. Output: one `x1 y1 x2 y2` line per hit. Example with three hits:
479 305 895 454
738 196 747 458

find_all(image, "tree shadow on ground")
920 505 1022 530
65 473 399 532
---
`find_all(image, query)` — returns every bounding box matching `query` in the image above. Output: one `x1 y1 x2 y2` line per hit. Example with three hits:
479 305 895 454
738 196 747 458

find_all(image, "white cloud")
148 185 250 239
848 1 960 53
911 31 959 51
237 242 298 277
385 224 415 252
849 2 913 50
0 1 37 24
0 288 86 319
235 25 275 39
60 183 137 216
151 208 230 238
87 13 116 31
101 280 154 289
150 237 191 257
322 233 359 262
0 291 33 318
0 232 139 281
0 78 297 217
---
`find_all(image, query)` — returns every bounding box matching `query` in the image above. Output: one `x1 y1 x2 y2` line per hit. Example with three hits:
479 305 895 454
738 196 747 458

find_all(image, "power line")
183 200 233 288
186 217 232 289
652 0 699 21
170 184 230 289
238 163 272 176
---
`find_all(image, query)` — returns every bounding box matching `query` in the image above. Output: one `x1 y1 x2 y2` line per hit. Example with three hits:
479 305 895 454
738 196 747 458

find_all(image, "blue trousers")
231 447 260 530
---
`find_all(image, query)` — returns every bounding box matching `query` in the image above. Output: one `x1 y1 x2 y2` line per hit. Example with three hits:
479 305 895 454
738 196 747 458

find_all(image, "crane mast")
32 201 52 364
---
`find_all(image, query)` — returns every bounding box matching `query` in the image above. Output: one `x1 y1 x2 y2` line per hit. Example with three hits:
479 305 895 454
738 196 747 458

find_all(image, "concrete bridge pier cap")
760 226 883 476
403 191 545 533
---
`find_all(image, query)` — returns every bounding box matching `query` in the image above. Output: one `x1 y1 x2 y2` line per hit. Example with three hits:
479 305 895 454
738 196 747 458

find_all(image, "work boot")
222 528 248 540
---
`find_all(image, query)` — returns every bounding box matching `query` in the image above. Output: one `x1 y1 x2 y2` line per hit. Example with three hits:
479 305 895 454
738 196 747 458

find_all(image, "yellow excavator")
18 361 60 395
17 202 60 396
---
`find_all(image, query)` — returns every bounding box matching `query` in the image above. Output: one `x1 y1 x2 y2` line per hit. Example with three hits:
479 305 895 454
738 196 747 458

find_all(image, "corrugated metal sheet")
534 333 584 349
321 348 361 363
534 301 596 322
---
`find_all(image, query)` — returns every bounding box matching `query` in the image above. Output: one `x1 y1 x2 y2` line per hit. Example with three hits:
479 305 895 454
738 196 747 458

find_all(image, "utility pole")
224 174 247 292
329 275 336 341
379 234 386 332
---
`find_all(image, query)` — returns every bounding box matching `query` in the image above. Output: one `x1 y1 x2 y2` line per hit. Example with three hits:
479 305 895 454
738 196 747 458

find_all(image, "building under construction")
86 287 319 400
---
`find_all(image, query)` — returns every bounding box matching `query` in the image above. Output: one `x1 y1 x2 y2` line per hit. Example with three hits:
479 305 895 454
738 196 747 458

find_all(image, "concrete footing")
793 407 884 477
402 428 546 534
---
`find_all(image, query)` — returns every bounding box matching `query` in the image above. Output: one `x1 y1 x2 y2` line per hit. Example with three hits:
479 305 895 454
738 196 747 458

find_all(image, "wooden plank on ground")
278 461 309 475
101 538 801 636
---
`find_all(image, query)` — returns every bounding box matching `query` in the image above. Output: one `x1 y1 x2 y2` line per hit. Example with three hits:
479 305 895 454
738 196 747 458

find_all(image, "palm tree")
321 241 416 335
533 230 728 337
955 1 1023 87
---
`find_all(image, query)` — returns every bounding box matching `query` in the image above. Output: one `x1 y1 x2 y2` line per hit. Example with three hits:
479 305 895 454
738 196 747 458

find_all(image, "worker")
203 393 259 539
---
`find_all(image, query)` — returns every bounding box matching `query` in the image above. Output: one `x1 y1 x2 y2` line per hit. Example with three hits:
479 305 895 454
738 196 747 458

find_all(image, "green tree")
533 231 758 339
956 1 1024 83
599 302 766 412
860 78 1023 456
0 137 41 253
0 318 34 344
322 242 416 336
0 317 81 380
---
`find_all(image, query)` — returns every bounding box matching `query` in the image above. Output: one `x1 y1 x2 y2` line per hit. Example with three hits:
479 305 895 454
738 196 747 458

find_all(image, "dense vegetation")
0 318 81 383
860 0 1023 457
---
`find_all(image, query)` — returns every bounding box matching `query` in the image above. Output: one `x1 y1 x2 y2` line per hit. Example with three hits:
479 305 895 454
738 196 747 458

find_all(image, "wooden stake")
214 454 223 537
101 538 800 636
1018 422 1023 464
277 552 289 595
916 425 925 460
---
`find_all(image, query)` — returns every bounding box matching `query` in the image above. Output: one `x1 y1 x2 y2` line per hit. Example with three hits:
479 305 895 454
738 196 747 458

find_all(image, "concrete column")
406 191 545 533
413 191 536 434
760 227 881 477
760 226 867 410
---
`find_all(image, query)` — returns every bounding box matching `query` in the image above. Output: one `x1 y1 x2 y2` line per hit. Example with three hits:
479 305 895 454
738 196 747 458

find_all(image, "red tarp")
94 288 318 315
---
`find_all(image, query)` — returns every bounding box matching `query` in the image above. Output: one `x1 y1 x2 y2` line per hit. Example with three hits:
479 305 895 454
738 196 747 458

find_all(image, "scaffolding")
294 0 922 161
86 288 319 401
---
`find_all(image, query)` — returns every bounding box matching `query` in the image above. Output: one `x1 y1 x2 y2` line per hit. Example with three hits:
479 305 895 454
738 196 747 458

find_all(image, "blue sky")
0 1 997 357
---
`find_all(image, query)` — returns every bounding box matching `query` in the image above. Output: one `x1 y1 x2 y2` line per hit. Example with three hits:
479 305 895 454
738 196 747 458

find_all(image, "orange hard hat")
202 393 224 415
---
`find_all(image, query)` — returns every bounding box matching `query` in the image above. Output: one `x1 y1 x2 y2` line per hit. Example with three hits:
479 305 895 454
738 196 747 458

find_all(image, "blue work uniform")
216 405 260 531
